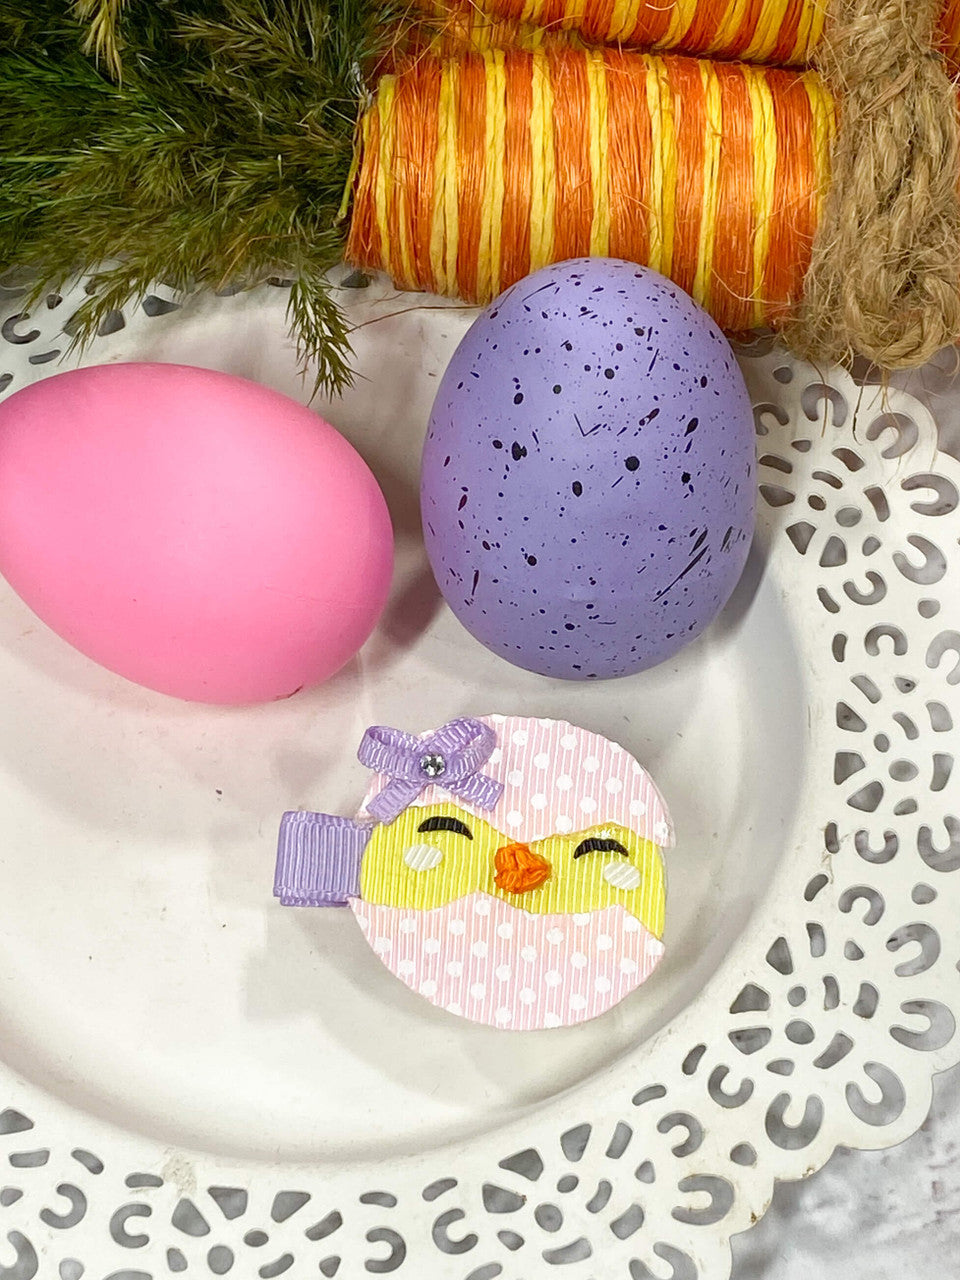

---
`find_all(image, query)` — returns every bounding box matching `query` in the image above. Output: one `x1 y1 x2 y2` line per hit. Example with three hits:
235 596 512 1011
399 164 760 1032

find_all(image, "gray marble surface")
732 1063 960 1278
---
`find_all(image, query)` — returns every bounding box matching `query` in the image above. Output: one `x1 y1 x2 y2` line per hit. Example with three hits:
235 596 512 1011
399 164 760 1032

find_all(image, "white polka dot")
495 964 512 982
472 940 489 958
521 945 538 962
422 936 441 955
569 993 587 1011
623 915 643 933
533 752 550 769
605 777 624 794
353 912 368 928
403 842 444 871
603 861 642 890
397 959 415 976
570 951 587 969
555 815 574 834
447 918 466 936
497 921 514 940
519 987 537 1005
555 775 573 792
543 1011 562 1028
594 975 612 994
399 918 417 934
573 912 592 926
446 959 464 977
620 957 639 975
596 934 613 951
544 969 562 987
506 810 524 829
629 798 647 817
537 717 554 727
546 927 564 945
531 794 548 811
446 1002 463 1016
512 729 529 746
488 747 503 765
560 733 578 749
490 714 507 725
654 821 670 842
609 741 623 755
373 936 392 954
474 898 492 915
507 769 524 787
633 760 643 774
583 756 600 773
420 979 438 997
579 796 598 815
495 1006 513 1024
470 981 487 1000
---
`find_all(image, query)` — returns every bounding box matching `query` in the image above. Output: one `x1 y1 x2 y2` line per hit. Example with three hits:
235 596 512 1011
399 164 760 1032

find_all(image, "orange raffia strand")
763 67 818 322
345 48 836 333
711 62 755 330
940 0 960 73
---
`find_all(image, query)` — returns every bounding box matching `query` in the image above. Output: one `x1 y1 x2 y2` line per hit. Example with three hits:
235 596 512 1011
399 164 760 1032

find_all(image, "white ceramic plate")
0 272 957 1280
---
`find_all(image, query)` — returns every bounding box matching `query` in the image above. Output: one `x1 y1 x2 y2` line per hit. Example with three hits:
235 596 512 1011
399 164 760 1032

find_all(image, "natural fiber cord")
792 0 960 368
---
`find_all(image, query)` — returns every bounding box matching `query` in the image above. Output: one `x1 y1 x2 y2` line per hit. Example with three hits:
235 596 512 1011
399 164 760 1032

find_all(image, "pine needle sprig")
0 0 412 392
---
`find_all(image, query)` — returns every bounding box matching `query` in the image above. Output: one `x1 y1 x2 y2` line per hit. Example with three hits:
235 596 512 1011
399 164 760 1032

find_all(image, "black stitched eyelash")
573 837 629 859
417 815 474 839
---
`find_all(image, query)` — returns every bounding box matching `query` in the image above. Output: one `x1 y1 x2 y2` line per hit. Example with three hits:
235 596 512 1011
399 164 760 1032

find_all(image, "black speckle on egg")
526 554 537 566
514 392 524 404
511 442 527 461
625 456 640 472
604 368 615 379
572 480 583 496
492 439 503 449
553 385 562 394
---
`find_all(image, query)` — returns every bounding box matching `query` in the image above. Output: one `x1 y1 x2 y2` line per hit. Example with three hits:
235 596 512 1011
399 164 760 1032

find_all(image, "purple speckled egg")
420 258 756 680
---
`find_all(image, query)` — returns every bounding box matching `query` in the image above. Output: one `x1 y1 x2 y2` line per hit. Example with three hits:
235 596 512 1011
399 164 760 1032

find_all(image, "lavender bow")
359 717 504 823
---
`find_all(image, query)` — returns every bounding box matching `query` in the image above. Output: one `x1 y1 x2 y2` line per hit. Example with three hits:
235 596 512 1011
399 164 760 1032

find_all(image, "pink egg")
0 363 394 703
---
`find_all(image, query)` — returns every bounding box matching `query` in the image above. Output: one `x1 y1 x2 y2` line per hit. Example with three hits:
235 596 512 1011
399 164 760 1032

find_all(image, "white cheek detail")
602 860 642 890
404 843 444 871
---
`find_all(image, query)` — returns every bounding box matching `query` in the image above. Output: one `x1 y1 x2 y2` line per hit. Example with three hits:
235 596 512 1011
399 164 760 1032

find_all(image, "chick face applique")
274 715 672 1030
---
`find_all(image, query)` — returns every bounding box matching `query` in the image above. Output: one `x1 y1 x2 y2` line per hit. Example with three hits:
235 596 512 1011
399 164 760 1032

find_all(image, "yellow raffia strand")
709 0 752 54
359 801 666 937
444 60 461 291
743 0 791 62
529 51 557 271
801 67 835 233
585 51 611 257
430 61 459 293
606 0 640 43
659 0 698 50
694 59 722 311
744 65 776 327
644 55 676 278
520 0 546 25
793 0 829 69
478 49 507 301
374 76 398 282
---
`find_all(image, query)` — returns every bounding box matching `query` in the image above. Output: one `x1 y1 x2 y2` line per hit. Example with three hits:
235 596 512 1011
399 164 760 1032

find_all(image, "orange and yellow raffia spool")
346 47 836 333
439 0 960 69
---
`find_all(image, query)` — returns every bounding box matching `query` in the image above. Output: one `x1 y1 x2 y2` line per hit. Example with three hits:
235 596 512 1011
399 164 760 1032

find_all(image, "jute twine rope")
791 0 960 368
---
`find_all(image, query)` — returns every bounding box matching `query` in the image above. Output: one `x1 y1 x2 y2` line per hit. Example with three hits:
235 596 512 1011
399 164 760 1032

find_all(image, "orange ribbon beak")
494 842 552 894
